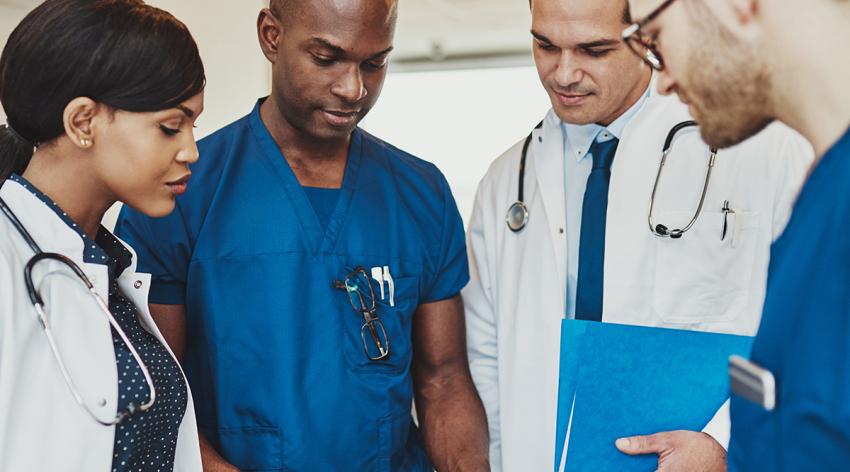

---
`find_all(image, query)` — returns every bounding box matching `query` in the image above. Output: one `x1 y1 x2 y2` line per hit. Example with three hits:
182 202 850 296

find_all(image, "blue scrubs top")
728 127 850 470
303 186 341 230
115 100 468 471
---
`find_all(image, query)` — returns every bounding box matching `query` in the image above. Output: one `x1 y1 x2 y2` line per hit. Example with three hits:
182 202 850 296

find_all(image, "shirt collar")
7 174 132 276
561 81 652 162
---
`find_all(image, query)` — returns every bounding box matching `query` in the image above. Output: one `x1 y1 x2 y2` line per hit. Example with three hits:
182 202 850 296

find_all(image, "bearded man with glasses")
464 0 813 470
624 0 850 469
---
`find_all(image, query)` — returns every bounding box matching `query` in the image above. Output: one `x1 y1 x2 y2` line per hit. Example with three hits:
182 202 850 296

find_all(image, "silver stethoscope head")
504 120 717 240
652 223 685 239
505 120 543 233
506 201 529 232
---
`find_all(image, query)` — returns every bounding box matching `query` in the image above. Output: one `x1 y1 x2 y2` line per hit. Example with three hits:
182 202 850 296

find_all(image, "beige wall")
0 4 28 123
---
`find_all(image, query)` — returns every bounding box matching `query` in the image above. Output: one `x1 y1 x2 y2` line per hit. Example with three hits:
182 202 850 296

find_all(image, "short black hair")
270 0 398 23
0 0 205 180
529 0 632 24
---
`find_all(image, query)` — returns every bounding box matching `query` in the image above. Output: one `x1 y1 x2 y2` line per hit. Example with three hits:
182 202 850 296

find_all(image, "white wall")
361 67 551 222
0 4 28 124
0 4 26 50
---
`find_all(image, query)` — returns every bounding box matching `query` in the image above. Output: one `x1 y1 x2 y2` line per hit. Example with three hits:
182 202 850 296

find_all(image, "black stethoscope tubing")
506 120 716 239
0 195 156 424
649 121 718 239
506 120 543 232
0 196 92 306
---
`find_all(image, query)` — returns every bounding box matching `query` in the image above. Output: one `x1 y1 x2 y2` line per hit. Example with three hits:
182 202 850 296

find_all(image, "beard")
681 0 775 148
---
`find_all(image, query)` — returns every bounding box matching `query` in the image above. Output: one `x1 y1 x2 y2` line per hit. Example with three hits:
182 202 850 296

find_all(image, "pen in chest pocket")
721 200 735 242
370 265 395 307
371 267 384 300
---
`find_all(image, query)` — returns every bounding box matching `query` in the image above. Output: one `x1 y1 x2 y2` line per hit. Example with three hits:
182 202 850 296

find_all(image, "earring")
80 138 92 147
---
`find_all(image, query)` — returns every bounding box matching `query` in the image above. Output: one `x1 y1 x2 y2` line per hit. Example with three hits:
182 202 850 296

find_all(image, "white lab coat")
0 179 202 471
464 88 813 471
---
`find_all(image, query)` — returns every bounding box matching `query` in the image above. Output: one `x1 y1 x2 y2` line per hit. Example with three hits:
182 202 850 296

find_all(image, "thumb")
615 433 665 455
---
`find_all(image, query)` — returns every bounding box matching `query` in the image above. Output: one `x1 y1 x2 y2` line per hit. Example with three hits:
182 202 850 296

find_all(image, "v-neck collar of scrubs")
247 99 363 254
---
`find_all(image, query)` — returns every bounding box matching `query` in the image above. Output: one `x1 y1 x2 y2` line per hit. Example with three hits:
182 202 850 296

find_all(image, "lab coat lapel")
0 180 111 298
116 266 187 374
531 111 568 304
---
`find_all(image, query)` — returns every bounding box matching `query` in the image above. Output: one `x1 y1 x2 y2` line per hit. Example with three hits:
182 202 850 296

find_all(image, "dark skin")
412 296 491 471
153 1 490 470
259 0 394 188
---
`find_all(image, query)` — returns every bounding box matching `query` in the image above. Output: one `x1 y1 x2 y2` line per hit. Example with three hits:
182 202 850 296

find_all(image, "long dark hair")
0 0 206 180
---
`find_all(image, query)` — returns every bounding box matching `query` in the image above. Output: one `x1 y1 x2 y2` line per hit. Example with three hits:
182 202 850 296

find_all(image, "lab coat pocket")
337 269 419 375
652 210 760 325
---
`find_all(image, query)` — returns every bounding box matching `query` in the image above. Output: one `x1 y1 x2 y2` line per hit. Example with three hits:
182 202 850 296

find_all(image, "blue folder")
553 320 753 471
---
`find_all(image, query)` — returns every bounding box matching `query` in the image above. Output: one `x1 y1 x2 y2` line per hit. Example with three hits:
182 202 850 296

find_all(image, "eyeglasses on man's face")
621 0 679 71
333 267 391 361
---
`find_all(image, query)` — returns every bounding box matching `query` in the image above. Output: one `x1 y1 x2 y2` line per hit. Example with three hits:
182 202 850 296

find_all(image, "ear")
731 0 758 25
62 97 99 149
257 8 283 64
727 0 762 40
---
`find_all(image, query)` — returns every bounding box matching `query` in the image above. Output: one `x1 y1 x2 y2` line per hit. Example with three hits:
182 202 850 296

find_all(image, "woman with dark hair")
0 1 205 470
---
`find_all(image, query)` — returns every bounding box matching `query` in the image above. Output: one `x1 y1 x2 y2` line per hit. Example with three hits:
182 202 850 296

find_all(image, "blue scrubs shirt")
303 186 341 230
115 100 469 471
728 127 850 470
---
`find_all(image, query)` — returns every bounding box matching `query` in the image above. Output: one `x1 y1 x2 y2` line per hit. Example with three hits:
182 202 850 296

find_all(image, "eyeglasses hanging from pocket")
333 266 391 361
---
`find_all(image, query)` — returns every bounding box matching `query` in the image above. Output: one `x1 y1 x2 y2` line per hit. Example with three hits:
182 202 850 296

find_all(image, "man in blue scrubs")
115 1 490 470
625 0 850 469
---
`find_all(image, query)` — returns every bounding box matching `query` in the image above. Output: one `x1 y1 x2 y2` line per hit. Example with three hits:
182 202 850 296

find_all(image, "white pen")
371 266 385 300
383 265 395 307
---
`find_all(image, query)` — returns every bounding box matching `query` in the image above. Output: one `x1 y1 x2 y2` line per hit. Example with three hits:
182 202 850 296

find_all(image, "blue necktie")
575 136 619 321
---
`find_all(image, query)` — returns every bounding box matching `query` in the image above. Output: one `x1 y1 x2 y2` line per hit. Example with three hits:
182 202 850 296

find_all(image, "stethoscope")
0 196 156 425
648 120 717 239
505 120 717 240
505 120 543 232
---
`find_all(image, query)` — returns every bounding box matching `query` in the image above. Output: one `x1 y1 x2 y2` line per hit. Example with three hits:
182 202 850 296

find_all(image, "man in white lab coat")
463 0 813 470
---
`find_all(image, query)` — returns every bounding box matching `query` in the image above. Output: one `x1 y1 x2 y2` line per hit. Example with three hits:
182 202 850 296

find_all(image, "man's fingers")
615 433 666 455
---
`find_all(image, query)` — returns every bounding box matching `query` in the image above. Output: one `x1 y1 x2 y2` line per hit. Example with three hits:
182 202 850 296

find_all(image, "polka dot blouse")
10 174 188 472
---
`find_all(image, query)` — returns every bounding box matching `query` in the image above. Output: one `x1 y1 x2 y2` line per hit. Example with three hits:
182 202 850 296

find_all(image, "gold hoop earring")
80 138 92 147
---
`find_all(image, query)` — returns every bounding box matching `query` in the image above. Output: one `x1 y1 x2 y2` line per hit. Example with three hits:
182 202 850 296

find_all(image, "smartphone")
729 355 776 411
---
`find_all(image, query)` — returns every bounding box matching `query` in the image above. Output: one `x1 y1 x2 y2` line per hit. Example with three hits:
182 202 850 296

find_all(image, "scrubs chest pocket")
335 261 420 374
652 210 760 325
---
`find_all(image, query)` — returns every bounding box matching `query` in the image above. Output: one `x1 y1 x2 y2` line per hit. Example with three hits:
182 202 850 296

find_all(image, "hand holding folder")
554 320 753 471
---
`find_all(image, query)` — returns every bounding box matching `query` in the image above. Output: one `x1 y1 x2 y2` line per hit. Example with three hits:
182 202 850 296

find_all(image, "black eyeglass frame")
333 266 391 361
621 0 679 71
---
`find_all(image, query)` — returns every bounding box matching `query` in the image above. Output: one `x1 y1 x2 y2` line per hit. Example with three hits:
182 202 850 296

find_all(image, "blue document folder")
554 320 754 471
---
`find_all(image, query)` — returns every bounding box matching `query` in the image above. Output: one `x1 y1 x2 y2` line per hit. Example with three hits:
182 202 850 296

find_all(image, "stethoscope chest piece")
648 120 718 240
506 201 529 232
505 120 543 234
